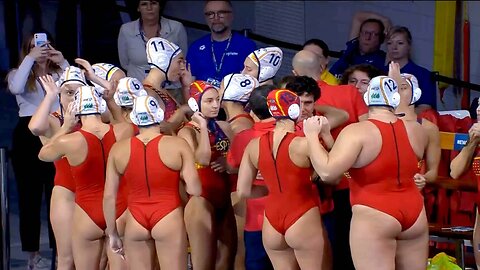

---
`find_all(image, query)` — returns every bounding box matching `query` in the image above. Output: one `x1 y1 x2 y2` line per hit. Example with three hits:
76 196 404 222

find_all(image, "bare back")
348 119 427 169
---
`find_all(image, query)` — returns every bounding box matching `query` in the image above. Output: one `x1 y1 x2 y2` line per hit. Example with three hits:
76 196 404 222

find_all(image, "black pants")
332 189 354 270
11 117 55 252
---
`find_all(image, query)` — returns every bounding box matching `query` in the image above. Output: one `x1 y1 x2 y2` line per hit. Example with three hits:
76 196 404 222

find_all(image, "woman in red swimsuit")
218 73 259 269
103 95 201 270
178 81 236 269
450 99 480 268
142 37 192 134
237 89 329 269
38 86 134 270
28 69 85 270
304 63 429 270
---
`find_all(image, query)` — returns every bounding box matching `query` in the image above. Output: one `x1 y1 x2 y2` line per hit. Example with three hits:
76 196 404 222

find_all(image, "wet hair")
360 18 385 43
386 26 412 45
284 76 320 101
248 85 276 120
303 39 330 58
340 64 384 85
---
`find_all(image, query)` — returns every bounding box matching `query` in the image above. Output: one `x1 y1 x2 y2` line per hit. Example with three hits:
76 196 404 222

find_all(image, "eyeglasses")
360 31 381 38
204 10 232 19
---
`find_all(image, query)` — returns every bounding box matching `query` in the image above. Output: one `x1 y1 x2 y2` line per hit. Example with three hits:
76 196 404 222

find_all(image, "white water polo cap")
91 63 121 94
363 76 401 108
114 77 148 107
56 66 87 88
247 47 283 83
146 37 181 80
130 95 165 126
222 73 259 103
73 86 107 116
401 73 422 105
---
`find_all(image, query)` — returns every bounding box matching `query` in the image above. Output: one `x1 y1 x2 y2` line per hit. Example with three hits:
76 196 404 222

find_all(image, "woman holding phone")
7 30 69 269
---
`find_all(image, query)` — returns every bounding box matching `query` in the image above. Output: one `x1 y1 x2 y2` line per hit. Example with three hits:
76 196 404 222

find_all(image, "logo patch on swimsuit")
84 103 93 109
215 138 230 152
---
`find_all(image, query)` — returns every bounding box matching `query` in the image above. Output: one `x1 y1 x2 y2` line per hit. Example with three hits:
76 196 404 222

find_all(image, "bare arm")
304 117 362 183
237 141 258 198
38 134 69 162
103 143 121 236
178 121 211 165
178 138 202 196
450 138 480 179
315 105 349 130
349 11 392 40
423 122 440 183
29 75 62 136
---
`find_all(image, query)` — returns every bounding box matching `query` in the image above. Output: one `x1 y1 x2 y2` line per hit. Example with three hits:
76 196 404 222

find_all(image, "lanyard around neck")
139 20 161 45
211 34 232 75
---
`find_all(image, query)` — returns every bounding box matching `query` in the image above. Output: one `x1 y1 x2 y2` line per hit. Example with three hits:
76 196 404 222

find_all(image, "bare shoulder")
421 119 440 133
291 136 308 152
161 135 189 150
177 123 196 138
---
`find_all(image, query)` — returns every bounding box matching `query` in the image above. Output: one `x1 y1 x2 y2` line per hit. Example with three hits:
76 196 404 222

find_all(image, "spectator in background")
118 0 188 81
7 30 69 270
330 11 391 79
385 26 437 112
303 39 338 85
340 64 383 95
187 0 256 88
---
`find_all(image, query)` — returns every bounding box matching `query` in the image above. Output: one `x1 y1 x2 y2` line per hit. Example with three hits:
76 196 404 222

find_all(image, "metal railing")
1 147 10 270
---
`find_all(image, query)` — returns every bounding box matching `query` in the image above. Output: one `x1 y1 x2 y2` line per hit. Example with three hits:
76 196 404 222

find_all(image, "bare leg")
232 192 246 270
123 212 155 270
185 196 216 270
152 208 188 270
72 205 105 270
107 210 129 270
349 205 400 270
395 207 429 270
262 216 299 270
216 205 238 270
286 207 325 270
50 186 75 270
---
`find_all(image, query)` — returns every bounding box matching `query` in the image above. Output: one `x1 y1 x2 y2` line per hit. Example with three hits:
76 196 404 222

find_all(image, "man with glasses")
187 0 256 88
330 11 391 80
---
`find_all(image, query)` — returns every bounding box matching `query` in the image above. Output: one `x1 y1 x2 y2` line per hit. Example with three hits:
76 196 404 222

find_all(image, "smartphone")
34 33 48 47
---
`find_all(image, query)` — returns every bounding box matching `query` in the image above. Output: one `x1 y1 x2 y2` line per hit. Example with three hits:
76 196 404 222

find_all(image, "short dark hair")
278 75 296 89
360 18 385 43
303 39 330 58
248 85 276 120
340 64 384 85
284 76 320 101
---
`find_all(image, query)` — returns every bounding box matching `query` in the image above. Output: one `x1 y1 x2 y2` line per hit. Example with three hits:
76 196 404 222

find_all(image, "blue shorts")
244 231 273 270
